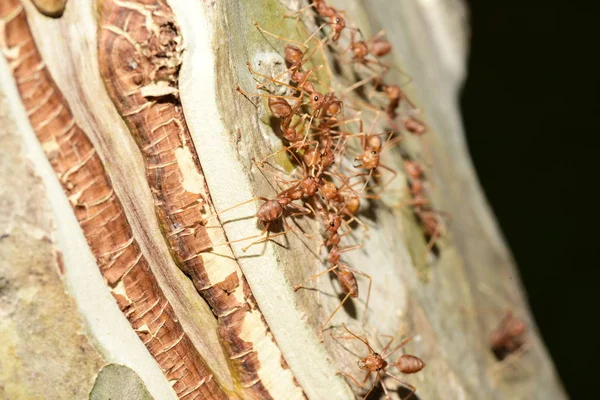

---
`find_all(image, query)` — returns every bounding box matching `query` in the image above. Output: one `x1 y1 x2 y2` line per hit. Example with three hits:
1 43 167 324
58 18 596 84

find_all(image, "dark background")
460 1 598 398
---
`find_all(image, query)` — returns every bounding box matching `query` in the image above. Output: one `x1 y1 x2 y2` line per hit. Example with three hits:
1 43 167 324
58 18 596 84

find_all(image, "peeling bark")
97 1 303 399
0 0 567 399
0 2 227 398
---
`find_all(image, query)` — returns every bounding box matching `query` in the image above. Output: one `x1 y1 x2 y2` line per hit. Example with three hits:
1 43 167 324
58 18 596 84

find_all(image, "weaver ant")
207 161 318 252
489 310 528 362
294 207 371 330
288 0 348 42
334 323 425 399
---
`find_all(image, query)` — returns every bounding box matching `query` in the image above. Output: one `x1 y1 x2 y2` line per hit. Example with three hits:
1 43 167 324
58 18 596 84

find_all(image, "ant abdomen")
370 39 392 57
395 354 426 374
268 97 293 119
256 200 284 222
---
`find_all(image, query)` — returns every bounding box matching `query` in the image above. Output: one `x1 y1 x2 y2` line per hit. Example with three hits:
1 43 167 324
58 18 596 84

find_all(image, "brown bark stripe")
97 1 304 399
0 2 228 399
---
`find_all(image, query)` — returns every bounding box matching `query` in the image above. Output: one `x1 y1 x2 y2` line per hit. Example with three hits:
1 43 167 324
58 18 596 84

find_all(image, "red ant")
289 0 347 41
253 21 325 87
335 323 425 400
352 131 400 194
375 83 418 121
344 29 393 80
294 208 371 330
489 310 528 361
207 161 318 252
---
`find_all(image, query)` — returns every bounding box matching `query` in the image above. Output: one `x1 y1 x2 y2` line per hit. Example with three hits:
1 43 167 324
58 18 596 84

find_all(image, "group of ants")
205 1 529 398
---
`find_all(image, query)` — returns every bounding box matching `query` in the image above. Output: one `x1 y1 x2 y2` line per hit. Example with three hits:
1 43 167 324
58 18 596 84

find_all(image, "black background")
461 1 598 398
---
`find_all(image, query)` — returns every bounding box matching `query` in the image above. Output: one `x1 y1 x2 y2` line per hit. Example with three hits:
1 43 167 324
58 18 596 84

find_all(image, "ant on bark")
334 323 425 400
294 206 371 330
489 310 528 361
287 0 348 42
206 160 319 252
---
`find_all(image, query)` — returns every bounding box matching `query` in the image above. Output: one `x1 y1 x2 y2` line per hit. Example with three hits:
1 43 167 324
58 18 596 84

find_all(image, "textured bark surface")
0 1 227 398
97 1 301 398
0 0 567 399
0 86 105 400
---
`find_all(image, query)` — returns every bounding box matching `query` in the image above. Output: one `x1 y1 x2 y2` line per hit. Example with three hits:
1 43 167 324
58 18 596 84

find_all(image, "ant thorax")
358 353 388 371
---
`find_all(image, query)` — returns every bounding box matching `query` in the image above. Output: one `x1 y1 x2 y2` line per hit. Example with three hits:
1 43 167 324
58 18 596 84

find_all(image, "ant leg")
337 371 372 388
378 372 392 399
382 337 412 359
321 291 352 331
424 224 441 255
204 196 269 225
366 29 387 44
358 168 375 194
341 322 375 351
241 223 292 252
383 372 417 400
260 140 318 166
362 373 379 400
210 221 271 249
344 266 372 324
341 72 381 95
374 163 399 194
338 243 363 254
488 342 531 377
378 335 396 356
283 213 320 242
254 21 309 50
246 62 323 96
236 86 304 103
294 264 339 291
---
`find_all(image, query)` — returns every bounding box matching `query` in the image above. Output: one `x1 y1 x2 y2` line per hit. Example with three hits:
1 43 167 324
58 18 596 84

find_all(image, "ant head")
301 175 319 197
385 84 402 100
357 150 380 170
358 353 387 371
310 92 325 111
326 215 342 232
320 180 338 200
403 159 422 179
352 41 369 59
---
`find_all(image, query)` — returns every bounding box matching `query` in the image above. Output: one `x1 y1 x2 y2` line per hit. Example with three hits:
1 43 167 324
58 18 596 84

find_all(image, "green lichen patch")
89 364 154 400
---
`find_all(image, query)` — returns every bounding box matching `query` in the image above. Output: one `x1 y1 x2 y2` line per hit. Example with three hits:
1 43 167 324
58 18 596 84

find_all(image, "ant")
375 83 417 121
352 131 400 194
251 22 327 96
207 161 317 252
342 29 393 88
489 310 528 362
288 0 347 42
334 323 425 400
294 209 371 330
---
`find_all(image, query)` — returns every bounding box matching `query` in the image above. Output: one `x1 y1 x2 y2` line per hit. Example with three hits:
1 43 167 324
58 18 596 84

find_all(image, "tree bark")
0 0 566 399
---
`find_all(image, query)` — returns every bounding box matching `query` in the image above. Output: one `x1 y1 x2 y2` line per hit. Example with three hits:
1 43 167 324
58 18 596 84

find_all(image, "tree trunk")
0 0 566 399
